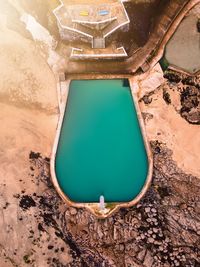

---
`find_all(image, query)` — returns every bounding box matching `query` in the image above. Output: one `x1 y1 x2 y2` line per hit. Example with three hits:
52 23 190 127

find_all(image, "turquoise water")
55 79 148 203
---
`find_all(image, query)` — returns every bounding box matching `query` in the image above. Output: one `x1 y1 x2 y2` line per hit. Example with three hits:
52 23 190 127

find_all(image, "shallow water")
55 79 148 203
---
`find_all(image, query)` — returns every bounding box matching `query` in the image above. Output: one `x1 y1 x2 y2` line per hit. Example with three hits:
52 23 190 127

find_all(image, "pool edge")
50 79 153 219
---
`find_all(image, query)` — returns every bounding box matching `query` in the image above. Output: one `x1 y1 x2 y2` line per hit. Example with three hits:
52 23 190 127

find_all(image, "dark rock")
142 95 153 105
180 86 200 124
38 223 45 232
182 110 200 125
157 186 171 198
182 77 196 86
45 157 50 162
164 72 181 83
29 151 41 159
42 213 57 228
142 112 154 123
197 19 200 33
19 195 36 210
163 89 171 104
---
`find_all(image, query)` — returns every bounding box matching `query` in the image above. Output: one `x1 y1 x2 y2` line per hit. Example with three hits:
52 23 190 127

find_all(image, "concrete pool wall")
50 79 153 218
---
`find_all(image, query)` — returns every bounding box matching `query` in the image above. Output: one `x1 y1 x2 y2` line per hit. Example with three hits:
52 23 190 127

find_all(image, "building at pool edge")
53 0 200 75
53 0 130 60
50 0 200 218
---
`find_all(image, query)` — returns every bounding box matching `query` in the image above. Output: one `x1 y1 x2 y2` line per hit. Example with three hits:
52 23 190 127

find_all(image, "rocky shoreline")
2 140 198 267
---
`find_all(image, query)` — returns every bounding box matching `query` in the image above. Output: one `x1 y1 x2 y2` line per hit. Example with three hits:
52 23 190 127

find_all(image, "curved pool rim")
50 79 153 218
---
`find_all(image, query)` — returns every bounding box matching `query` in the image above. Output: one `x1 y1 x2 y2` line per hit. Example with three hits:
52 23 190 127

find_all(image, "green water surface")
55 80 148 203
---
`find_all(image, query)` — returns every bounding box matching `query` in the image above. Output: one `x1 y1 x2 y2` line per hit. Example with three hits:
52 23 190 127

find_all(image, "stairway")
92 37 105 49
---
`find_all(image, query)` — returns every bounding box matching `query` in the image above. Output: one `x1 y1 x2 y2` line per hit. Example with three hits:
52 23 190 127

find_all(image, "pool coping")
50 79 153 218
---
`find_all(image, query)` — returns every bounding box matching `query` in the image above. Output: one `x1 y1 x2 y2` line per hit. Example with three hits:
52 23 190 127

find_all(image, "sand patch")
140 89 200 178
0 28 57 111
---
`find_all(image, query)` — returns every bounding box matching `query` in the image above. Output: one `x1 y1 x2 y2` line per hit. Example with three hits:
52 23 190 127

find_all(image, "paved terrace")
59 0 121 27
